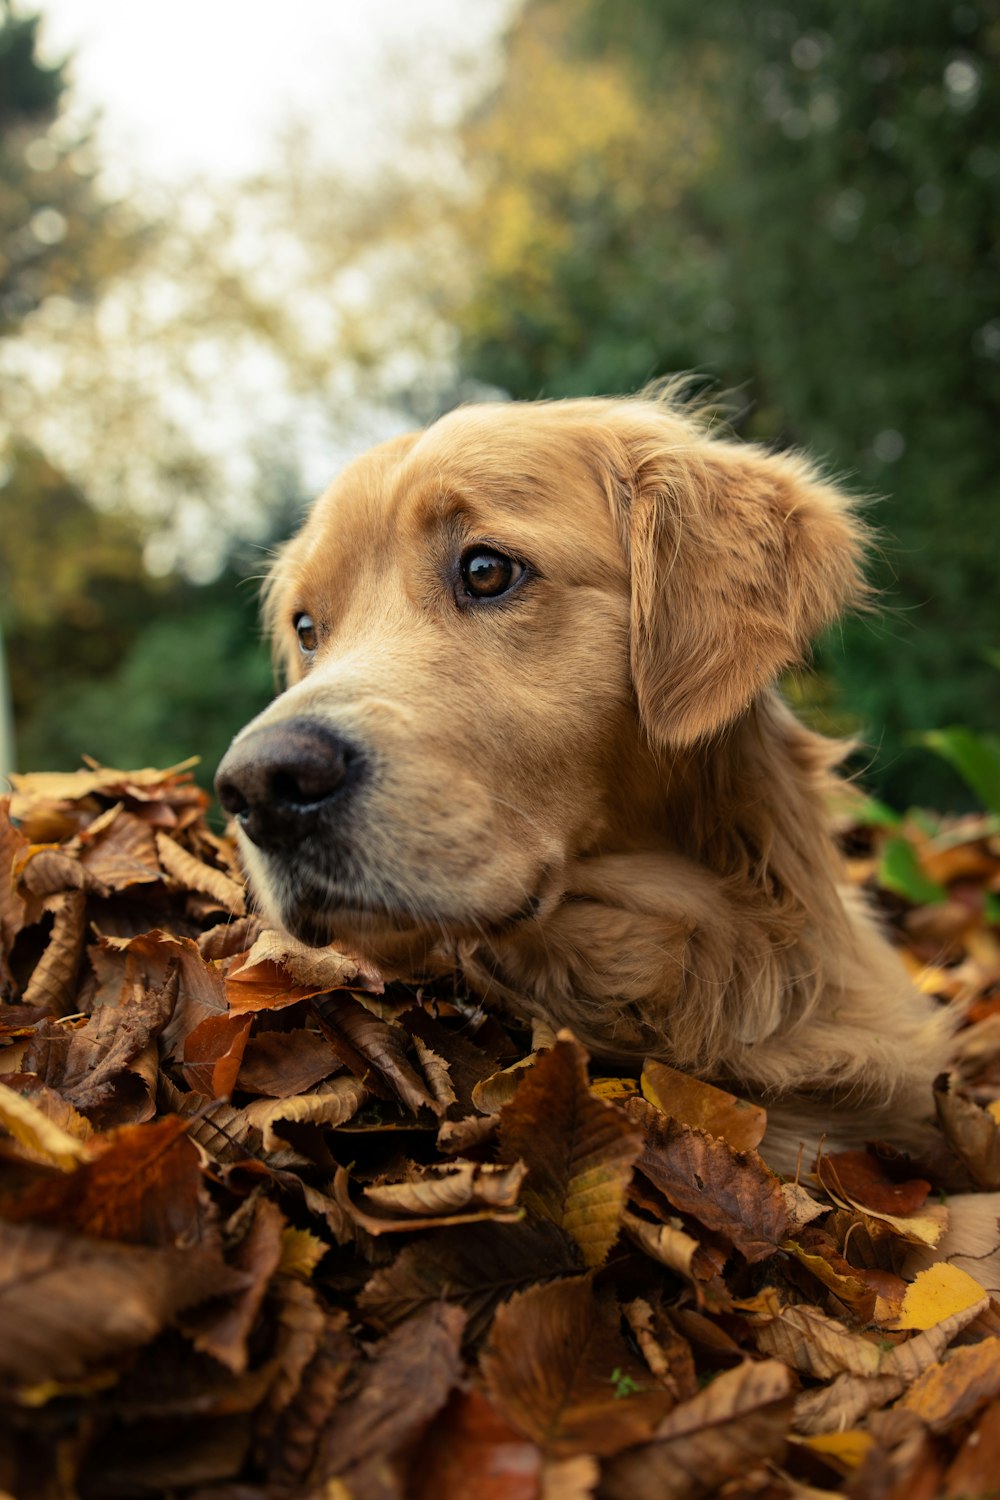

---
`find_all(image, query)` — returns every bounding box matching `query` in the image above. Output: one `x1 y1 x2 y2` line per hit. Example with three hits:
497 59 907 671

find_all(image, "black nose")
215 717 364 852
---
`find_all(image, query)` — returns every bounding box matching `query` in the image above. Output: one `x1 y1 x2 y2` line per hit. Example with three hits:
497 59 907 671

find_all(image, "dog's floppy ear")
606 406 869 749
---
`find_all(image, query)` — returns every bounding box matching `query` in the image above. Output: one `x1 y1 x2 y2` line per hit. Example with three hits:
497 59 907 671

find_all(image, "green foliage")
877 836 948 906
913 725 1000 817
0 2 62 122
454 0 999 806
1 451 275 789
14 578 275 787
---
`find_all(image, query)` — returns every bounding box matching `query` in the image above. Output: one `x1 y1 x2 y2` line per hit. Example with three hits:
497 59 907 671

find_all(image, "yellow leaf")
0 1081 87 1170
987 1099 1000 1125
641 1059 767 1152
278 1227 327 1281
591 1077 639 1102
800 1430 874 1469
888 1261 989 1331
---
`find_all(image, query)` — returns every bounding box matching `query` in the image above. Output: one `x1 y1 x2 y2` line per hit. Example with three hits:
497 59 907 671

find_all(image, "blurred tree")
0 3 279 782
14 576 275 782
1 440 280 782
0 0 142 331
454 0 1000 806
456 0 719 397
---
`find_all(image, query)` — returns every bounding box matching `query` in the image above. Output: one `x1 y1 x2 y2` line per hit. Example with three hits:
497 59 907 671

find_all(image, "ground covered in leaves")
1 762 999 1500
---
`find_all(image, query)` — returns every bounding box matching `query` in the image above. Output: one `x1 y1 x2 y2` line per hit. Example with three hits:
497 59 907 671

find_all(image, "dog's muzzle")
214 716 365 853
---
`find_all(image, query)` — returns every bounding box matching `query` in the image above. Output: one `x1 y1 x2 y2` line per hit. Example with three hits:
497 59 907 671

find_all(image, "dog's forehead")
407 403 607 514
297 406 621 582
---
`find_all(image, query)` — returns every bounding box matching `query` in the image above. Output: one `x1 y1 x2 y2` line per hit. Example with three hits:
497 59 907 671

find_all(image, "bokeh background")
0 0 997 808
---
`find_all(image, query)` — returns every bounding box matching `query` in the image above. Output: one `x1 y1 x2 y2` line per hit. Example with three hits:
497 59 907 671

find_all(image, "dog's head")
215 396 866 960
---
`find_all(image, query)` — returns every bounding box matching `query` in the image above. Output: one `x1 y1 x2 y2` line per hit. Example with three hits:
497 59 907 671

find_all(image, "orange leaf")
181 1012 254 1098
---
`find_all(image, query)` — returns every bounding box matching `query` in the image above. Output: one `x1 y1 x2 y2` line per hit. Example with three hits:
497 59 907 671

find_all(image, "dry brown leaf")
600 1359 794 1500
259 1276 330 1433
627 1097 787 1262
360 1159 527 1219
265 1307 356 1488
792 1370 906 1436
623 1299 698 1404
473 1055 540 1114
943 1395 1000 1496
780 1180 829 1233
0 1115 207 1247
780 1236 877 1320
0 1074 92 1140
158 1078 309 1172
437 1112 499 1154
154 830 246 914
815 1151 949 1247
0 797 29 963
318 991 435 1114
335 1163 524 1236
225 959 351 1016
818 1148 932 1215
233 929 378 991
622 1209 702 1285
882 1294 991 1382
14 844 87 901
8 759 202 814
184 1196 286 1373
78 809 163 891
412 1035 459 1113
409 1389 543 1500
22 890 86 1014
641 1059 767 1152
243 1074 369 1151
935 1077 1000 1189
359 1216 581 1340
480 1274 674 1458
901 1337 1000 1429
236 1027 341 1098
0 1218 247 1386
181 1011 254 1098
498 1033 643 1268
197 913 265 961
402 1007 514 1113
539 1455 599 1500
313 1303 465 1482
93 929 228 1062
0 1078 89 1168
753 1302 882 1380
23 973 174 1123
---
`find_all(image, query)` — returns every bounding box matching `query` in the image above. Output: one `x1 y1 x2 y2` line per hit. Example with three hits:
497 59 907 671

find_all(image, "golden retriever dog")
216 392 955 1168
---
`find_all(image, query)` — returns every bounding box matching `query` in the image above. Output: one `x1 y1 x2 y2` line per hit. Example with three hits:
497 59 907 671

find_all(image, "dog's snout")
215 717 363 851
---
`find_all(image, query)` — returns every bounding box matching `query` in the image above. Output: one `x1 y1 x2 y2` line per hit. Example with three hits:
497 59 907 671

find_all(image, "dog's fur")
219 393 955 1164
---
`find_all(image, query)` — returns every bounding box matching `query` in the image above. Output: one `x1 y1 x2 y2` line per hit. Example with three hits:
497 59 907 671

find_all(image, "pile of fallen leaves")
1 762 999 1500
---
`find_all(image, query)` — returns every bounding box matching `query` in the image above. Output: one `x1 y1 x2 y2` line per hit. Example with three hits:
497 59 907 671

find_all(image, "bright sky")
18 1 520 582
37 0 516 184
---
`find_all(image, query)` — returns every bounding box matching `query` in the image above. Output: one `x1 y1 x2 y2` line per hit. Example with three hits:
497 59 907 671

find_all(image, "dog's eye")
294 612 318 654
460 548 523 601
